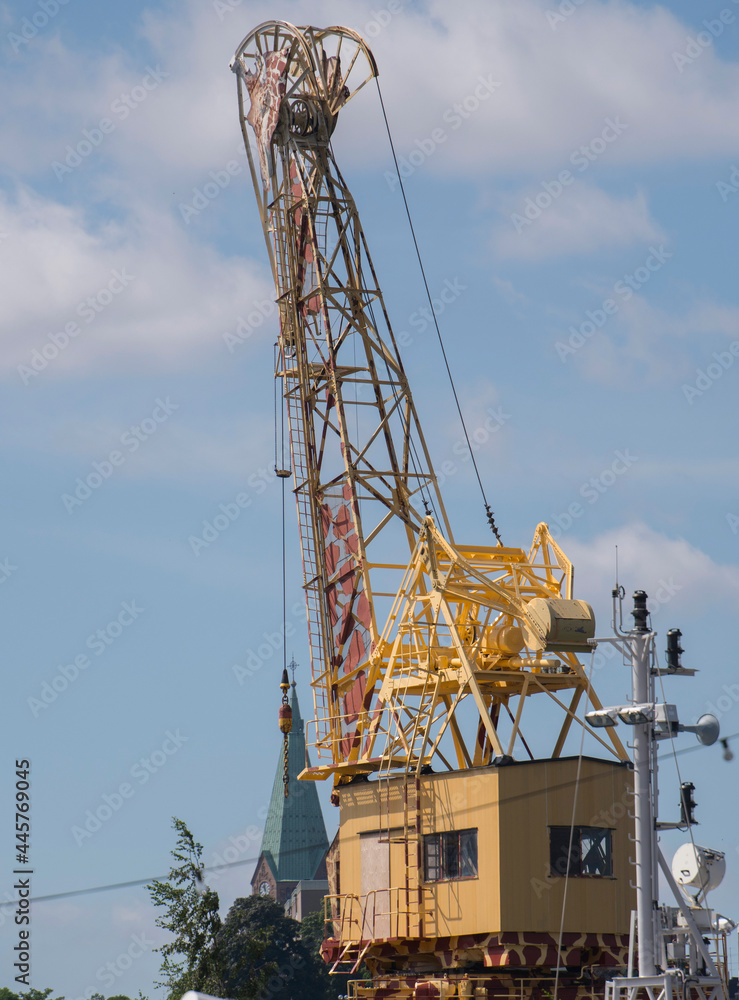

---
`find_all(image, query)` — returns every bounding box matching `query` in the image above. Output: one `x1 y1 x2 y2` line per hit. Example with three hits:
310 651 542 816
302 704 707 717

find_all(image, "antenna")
611 545 626 634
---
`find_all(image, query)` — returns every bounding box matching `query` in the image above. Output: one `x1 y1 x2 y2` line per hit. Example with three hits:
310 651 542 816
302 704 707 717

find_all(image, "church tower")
251 681 330 920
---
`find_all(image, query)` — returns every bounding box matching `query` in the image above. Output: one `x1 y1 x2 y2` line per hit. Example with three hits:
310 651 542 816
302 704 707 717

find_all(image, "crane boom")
233 22 452 771
233 23 637 997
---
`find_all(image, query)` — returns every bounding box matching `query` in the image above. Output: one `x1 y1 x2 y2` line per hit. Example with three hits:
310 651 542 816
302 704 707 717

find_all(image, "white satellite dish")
671 843 726 898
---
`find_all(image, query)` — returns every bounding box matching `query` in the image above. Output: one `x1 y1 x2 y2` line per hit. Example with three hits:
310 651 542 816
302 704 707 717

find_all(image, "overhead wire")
0 841 329 907
5 755 680 910
374 78 502 543
658 732 738 760
553 648 597 1000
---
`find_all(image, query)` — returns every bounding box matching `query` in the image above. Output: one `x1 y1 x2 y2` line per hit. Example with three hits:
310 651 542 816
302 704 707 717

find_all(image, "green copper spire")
259 684 329 882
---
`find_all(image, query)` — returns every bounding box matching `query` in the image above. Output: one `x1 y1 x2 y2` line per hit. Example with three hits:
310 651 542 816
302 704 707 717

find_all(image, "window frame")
423 828 478 883
549 825 613 879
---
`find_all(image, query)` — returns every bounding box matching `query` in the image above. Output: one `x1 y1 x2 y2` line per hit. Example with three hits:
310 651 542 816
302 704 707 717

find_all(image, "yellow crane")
232 21 635 1000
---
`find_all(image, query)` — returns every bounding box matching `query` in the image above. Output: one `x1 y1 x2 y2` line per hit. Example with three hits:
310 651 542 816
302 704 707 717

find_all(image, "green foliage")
217 896 326 1000
18 991 64 1000
147 817 225 999
300 907 349 1000
301 904 370 997
1 990 132 1000
148 818 341 999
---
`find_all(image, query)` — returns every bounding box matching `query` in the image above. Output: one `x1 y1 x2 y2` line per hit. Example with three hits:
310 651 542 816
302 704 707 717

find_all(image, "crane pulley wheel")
231 20 378 123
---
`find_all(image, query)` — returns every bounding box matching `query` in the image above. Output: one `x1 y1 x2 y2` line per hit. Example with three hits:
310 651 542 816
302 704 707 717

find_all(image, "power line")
7 731 733 909
0 842 322 907
658 730 738 761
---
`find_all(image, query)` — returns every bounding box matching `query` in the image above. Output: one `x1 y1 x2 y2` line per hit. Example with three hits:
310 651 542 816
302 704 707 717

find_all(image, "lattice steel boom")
231 21 626 791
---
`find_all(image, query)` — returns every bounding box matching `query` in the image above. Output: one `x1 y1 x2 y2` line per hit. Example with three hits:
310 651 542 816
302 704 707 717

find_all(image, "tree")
18 991 64 1000
218 896 326 1000
300 906 371 999
300 907 347 1000
149 819 334 999
147 817 225 998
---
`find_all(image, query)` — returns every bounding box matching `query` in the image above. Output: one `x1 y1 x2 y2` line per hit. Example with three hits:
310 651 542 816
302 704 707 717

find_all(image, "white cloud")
564 522 739 620
0 187 275 378
0 400 275 482
5 0 739 189
576 296 739 385
1 0 737 377
492 275 527 307
331 0 739 175
493 185 665 259
56 415 274 483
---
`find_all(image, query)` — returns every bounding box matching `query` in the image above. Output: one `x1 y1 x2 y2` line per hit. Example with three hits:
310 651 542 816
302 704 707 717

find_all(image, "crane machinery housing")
231 20 638 1000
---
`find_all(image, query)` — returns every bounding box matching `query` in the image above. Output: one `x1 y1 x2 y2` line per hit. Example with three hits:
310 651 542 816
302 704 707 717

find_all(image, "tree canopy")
218 895 327 1000
147 817 225 998
148 816 351 999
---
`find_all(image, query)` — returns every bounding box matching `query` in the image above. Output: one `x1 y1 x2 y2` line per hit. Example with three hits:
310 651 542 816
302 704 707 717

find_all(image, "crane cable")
275 343 291 798
375 78 503 544
554 647 597 1000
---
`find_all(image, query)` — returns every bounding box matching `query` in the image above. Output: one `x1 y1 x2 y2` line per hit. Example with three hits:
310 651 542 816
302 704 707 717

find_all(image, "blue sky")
1 0 739 994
